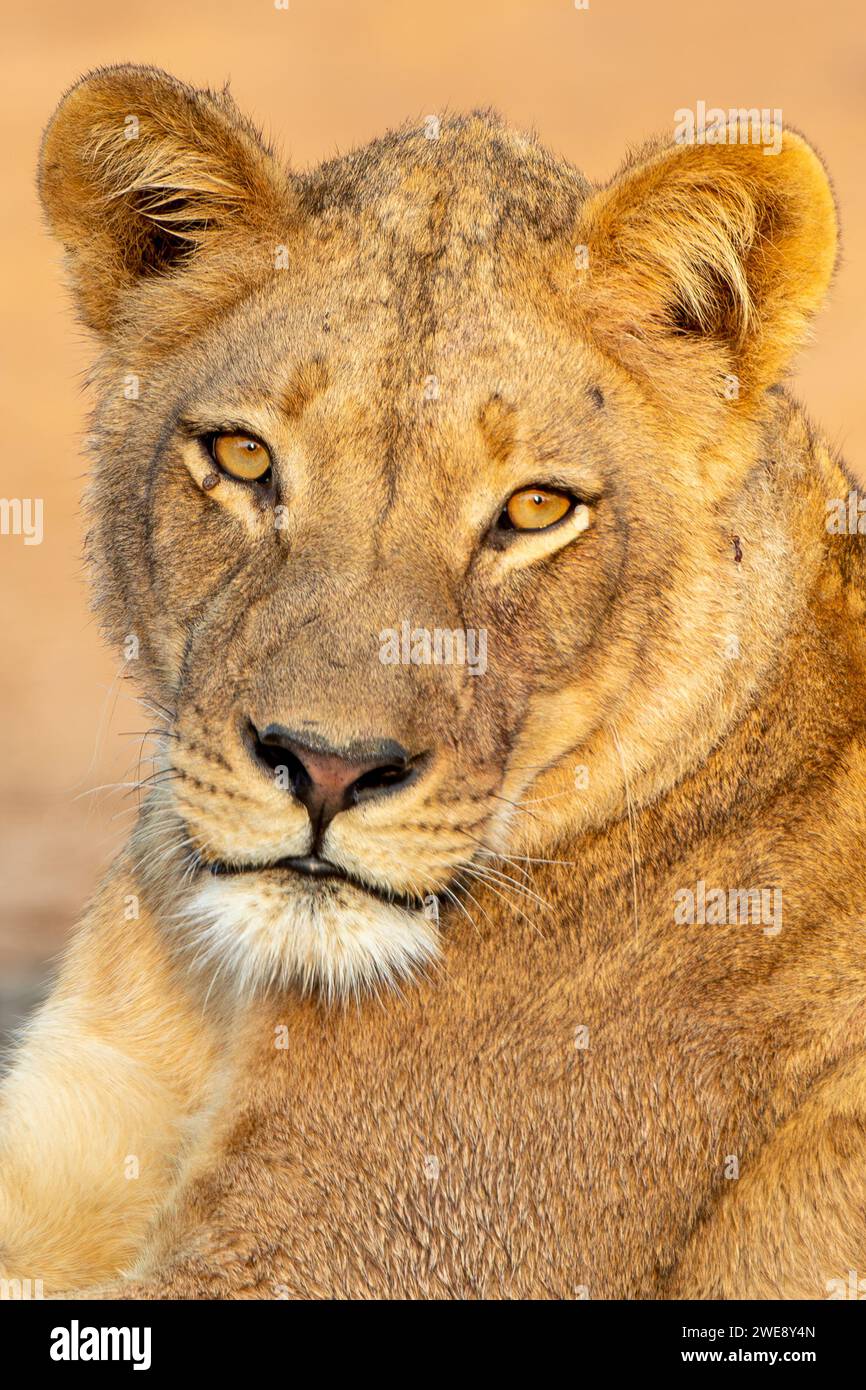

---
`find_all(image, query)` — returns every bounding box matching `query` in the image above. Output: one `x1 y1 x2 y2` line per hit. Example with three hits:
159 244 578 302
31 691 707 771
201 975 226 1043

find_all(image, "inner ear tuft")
666 262 750 343
128 194 207 276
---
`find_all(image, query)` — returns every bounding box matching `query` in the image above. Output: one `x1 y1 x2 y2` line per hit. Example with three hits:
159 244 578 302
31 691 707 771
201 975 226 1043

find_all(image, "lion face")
99 270 634 997
39 68 836 996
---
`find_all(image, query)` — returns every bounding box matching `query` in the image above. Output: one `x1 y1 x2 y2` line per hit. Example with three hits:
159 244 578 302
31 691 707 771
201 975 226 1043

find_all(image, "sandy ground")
1 0 864 1037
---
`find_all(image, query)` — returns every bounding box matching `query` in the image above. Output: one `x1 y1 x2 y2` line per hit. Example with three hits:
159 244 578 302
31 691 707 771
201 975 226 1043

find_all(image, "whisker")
438 883 482 938
479 848 575 868
120 768 180 801
455 829 559 911
465 860 556 915
609 720 641 942
118 728 180 740
458 866 546 939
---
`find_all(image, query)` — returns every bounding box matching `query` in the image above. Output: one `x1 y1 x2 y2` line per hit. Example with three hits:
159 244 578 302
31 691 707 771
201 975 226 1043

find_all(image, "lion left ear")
575 124 838 399
38 65 293 337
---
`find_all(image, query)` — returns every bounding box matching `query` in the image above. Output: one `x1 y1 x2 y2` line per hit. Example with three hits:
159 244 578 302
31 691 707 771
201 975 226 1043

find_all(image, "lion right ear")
573 124 838 401
38 65 292 335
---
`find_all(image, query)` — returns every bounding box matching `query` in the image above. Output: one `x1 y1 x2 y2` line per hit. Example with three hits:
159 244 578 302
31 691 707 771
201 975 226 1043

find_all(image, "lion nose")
248 722 418 833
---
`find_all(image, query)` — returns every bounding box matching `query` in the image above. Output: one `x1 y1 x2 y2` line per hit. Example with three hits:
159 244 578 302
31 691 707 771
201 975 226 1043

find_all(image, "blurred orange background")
1 0 863 1030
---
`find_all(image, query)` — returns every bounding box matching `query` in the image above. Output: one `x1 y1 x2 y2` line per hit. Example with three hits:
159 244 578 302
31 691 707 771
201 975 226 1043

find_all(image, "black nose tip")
247 722 418 834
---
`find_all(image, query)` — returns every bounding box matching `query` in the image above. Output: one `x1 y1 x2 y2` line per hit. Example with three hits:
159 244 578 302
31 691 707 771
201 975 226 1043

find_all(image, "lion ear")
38 65 291 335
576 125 838 398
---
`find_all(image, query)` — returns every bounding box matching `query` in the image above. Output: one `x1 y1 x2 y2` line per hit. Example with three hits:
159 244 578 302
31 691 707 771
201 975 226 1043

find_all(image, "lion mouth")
206 854 422 910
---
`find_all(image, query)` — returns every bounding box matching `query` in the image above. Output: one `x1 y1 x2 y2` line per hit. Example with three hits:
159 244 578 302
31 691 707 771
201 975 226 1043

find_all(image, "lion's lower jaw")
172 874 441 1002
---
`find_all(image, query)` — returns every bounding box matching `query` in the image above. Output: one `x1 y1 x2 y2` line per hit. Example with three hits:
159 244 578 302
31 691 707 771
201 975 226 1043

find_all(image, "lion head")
39 67 838 997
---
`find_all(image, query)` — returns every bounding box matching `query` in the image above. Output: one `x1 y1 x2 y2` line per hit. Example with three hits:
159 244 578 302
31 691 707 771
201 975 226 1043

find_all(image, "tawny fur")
0 66 864 1299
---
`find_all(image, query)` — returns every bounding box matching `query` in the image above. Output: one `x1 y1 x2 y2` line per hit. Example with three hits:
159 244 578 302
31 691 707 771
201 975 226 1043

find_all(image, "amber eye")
502 486 574 531
211 434 272 482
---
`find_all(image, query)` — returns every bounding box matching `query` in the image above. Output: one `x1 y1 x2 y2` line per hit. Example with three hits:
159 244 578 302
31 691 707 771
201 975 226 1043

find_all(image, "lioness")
1 65 864 1300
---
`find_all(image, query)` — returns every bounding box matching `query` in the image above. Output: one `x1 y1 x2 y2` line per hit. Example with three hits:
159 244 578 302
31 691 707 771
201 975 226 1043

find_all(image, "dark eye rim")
200 431 274 487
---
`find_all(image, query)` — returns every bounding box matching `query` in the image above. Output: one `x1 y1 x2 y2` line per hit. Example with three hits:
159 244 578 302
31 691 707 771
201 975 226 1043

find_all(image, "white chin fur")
174 873 441 1002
